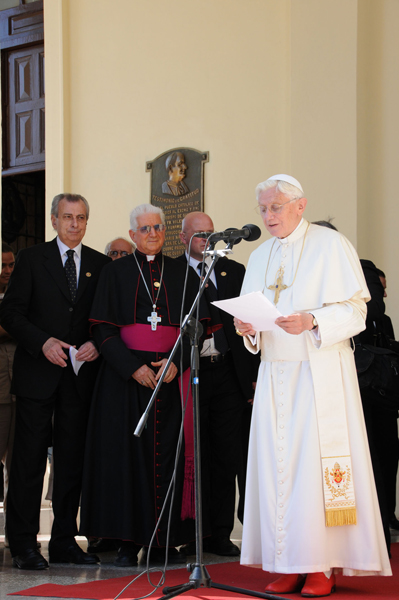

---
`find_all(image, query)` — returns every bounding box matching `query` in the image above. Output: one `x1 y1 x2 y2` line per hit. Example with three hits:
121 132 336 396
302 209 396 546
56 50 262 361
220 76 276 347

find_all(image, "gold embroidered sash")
307 343 357 527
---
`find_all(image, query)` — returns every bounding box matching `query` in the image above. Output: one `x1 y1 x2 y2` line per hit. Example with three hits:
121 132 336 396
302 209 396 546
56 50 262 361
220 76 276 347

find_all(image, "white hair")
104 237 135 256
129 204 165 231
255 179 304 202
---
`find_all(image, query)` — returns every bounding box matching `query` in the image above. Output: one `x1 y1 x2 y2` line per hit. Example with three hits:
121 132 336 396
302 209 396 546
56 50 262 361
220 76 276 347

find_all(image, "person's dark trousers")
372 407 399 519
361 389 392 555
199 352 244 539
6 365 91 556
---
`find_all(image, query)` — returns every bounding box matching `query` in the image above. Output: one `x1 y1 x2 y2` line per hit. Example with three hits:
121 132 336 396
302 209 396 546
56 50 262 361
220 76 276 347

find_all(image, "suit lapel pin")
86 272 92 277
221 271 227 276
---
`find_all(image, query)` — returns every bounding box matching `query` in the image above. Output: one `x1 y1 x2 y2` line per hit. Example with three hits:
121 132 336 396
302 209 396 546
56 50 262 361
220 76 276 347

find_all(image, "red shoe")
265 574 306 594
301 572 336 597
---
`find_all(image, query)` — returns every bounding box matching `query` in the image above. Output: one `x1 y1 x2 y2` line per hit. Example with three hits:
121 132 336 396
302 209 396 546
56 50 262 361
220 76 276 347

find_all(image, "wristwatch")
310 314 318 330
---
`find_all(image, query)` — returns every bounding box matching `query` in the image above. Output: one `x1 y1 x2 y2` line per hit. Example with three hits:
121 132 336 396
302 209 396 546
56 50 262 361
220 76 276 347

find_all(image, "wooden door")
1 0 44 176
6 44 45 170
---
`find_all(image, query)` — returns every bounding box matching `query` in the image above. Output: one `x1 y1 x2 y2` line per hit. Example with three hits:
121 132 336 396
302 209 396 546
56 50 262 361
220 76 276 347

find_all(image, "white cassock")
240 218 391 577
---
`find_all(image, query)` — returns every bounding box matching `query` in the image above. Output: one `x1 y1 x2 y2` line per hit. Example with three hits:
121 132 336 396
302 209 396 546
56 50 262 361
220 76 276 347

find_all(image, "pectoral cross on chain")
148 305 162 331
268 269 288 305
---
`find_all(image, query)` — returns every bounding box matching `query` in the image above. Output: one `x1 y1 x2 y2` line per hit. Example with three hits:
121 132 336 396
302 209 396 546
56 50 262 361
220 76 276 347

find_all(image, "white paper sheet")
69 346 85 375
212 291 282 332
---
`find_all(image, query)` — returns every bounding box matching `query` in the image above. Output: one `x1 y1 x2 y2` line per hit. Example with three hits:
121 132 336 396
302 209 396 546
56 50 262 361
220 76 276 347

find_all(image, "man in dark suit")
0 193 110 570
355 260 399 553
178 212 259 556
376 268 399 532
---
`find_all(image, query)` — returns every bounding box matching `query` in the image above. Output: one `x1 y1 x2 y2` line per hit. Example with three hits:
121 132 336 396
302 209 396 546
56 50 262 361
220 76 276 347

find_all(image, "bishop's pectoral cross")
148 306 162 331
268 268 287 305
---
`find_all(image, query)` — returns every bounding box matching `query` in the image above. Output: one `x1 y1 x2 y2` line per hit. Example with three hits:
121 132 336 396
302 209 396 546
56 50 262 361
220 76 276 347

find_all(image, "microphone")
193 224 261 245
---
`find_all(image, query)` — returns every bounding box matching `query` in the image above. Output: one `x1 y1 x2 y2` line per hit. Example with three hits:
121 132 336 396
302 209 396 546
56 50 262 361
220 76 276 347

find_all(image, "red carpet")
9 544 399 600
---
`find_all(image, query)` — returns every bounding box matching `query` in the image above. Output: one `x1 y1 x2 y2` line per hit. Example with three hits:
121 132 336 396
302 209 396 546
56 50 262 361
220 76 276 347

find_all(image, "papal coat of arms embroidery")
324 461 351 498
330 463 346 486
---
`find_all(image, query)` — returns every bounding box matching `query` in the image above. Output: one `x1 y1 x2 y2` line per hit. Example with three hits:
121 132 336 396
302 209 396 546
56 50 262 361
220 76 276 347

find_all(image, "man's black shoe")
141 546 187 565
49 543 100 564
389 516 399 530
13 548 49 570
206 537 240 557
114 544 141 567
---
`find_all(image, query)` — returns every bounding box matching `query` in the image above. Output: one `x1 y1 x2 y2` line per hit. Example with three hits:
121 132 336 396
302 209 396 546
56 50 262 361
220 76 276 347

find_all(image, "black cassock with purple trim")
80 250 205 547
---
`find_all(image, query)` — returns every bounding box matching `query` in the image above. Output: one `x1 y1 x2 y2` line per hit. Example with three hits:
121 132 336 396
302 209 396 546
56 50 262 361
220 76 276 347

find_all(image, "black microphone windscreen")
243 224 261 242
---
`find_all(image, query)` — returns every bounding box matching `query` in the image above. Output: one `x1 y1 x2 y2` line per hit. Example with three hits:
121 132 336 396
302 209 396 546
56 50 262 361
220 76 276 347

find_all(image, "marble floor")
0 498 244 600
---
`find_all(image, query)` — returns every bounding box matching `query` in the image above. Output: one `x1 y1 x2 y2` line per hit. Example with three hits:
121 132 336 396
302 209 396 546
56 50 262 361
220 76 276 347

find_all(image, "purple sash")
120 323 195 520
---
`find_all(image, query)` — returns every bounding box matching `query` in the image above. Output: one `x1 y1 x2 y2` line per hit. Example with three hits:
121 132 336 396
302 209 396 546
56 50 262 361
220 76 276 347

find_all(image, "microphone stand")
135 241 290 600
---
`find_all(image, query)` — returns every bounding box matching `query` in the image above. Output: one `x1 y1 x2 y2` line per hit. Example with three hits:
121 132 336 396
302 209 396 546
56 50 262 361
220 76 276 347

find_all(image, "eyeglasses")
108 250 131 257
255 197 299 216
135 224 166 234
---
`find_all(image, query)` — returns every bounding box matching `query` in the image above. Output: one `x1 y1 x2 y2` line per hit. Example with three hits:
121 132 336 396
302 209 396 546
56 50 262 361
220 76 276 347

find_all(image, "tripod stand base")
163 564 211 598
162 563 292 600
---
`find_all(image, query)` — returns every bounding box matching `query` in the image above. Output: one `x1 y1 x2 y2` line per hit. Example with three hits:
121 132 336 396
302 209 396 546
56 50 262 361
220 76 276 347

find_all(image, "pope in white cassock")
234 175 391 598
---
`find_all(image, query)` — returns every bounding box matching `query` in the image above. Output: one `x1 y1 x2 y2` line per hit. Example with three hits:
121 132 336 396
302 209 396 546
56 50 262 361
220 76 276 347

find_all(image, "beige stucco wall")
291 0 358 238
43 1 357 247
357 0 399 328
45 0 290 258
42 0 399 328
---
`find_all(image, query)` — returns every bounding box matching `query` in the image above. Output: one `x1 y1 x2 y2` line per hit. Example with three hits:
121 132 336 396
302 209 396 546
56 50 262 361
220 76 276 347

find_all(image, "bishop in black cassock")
80 206 201 565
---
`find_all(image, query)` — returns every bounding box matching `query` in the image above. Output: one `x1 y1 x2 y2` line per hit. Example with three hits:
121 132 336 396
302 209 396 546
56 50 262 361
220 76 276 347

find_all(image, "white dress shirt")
56 237 82 285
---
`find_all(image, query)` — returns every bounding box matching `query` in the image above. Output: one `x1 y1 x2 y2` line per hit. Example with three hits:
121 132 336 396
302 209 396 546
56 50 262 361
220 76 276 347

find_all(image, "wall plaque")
147 147 209 257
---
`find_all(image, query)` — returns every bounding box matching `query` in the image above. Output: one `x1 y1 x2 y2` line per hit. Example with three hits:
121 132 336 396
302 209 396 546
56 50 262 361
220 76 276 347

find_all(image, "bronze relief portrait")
161 151 190 196
146 147 208 257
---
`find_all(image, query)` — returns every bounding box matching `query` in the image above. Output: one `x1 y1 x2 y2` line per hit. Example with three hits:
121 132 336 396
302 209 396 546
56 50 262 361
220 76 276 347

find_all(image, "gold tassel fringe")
325 508 357 527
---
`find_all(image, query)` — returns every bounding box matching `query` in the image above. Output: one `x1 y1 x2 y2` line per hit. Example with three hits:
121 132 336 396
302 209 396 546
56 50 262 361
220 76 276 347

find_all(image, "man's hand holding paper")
211 291 283 333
